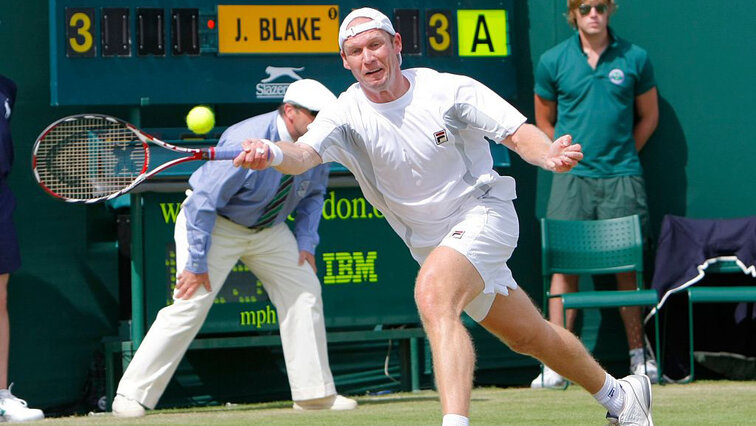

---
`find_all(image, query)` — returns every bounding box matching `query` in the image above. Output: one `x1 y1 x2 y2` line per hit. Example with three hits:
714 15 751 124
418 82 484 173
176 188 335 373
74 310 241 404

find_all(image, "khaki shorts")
410 195 520 322
547 174 649 233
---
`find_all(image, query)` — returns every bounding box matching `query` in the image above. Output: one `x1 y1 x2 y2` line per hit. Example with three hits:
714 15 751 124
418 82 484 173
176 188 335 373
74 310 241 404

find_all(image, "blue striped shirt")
183 110 329 273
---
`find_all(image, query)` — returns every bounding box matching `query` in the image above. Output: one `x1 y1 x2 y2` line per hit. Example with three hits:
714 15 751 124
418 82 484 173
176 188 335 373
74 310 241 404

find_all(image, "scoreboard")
140 189 423 334
50 0 518 105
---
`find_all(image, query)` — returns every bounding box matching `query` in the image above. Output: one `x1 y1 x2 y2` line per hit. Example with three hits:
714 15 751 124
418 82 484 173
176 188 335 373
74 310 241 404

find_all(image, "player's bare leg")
0 274 8 389
616 271 658 385
0 274 45 422
616 271 643 349
414 247 485 417
480 287 606 393
548 273 579 330
412 248 643 423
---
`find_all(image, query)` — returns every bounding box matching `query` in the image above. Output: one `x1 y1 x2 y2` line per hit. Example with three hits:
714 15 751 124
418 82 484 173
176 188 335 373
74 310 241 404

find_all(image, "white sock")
629 348 645 366
442 414 469 426
593 373 625 417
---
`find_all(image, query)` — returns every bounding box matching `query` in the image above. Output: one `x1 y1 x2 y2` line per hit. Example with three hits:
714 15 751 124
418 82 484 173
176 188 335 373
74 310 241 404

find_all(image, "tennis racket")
32 114 241 204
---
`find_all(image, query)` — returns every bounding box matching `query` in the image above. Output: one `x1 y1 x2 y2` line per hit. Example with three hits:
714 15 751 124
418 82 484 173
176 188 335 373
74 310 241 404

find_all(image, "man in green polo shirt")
532 0 660 388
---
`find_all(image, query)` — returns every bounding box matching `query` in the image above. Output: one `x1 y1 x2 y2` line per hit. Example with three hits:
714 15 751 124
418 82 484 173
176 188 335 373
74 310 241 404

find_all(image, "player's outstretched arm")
233 139 323 175
502 123 583 173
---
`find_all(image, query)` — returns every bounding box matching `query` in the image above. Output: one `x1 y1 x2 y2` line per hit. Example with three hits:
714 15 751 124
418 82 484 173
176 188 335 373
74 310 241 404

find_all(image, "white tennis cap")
283 79 337 112
338 7 396 51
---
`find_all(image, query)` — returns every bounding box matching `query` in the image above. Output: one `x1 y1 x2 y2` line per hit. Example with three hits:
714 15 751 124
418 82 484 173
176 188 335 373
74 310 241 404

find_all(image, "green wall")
0 0 754 412
613 1 756 220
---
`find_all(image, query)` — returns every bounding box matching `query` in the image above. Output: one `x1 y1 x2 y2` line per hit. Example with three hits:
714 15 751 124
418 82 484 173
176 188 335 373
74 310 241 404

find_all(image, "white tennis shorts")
410 195 520 322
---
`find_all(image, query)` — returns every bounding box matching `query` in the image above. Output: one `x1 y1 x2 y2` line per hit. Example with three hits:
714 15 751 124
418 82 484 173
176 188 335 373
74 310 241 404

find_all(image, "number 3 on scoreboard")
427 10 452 56
65 8 96 57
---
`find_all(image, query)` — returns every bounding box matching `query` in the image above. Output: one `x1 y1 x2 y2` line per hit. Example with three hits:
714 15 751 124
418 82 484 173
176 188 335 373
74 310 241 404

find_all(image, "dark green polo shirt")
534 29 655 177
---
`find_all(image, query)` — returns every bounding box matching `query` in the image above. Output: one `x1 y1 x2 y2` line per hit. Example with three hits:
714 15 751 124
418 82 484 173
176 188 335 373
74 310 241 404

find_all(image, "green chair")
540 215 662 381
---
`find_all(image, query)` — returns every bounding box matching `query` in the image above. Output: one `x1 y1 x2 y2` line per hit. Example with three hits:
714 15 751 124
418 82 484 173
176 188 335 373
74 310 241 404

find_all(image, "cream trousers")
117 210 336 408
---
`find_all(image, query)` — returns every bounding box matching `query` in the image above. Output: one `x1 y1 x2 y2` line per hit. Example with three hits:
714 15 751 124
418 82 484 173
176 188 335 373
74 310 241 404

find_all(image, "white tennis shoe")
605 374 653 426
112 394 146 417
631 358 659 384
293 394 357 410
0 385 44 423
530 366 568 389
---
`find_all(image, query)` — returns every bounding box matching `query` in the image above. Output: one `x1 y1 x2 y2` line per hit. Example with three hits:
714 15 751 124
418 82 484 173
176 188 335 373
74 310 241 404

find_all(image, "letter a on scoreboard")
457 9 509 57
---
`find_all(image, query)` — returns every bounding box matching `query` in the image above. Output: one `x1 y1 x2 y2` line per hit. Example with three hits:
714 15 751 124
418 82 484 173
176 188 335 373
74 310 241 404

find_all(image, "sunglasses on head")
578 3 608 15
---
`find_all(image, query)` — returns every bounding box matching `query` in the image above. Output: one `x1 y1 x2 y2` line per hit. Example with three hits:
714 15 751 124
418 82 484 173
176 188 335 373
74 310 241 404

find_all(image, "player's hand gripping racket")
32 114 241 203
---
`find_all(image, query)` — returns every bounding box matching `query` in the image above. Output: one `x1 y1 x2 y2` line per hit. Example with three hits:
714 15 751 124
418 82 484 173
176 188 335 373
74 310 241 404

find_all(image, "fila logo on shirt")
451 230 465 239
433 129 449 145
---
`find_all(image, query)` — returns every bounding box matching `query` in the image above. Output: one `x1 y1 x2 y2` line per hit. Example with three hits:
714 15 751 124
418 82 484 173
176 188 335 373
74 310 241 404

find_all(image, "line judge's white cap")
338 7 396 51
283 79 337 112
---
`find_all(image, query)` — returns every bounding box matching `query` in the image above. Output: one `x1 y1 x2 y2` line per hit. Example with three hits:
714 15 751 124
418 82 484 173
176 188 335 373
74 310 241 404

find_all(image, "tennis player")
234 8 653 426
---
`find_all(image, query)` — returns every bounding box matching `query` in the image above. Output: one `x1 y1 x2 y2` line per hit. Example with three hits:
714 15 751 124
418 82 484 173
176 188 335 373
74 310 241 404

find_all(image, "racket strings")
35 117 148 200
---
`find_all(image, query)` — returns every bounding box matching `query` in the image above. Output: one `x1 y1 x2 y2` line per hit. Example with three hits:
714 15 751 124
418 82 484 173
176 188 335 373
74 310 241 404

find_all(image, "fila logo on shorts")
434 129 448 145
451 230 465 239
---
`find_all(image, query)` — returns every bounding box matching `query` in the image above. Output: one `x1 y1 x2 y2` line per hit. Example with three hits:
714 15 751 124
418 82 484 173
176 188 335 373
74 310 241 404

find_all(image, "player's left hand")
299 250 317 273
546 135 583 173
234 139 272 170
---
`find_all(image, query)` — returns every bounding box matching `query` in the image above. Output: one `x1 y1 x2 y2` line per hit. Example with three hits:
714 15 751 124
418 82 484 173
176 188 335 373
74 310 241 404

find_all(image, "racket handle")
208 146 243 160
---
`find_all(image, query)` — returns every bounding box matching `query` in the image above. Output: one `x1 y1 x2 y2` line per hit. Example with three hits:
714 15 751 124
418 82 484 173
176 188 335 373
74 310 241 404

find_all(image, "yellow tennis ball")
186 106 215 135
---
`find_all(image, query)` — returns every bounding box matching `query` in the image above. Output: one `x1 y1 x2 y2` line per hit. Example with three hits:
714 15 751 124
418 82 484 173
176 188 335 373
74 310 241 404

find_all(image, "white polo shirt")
299 67 527 249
